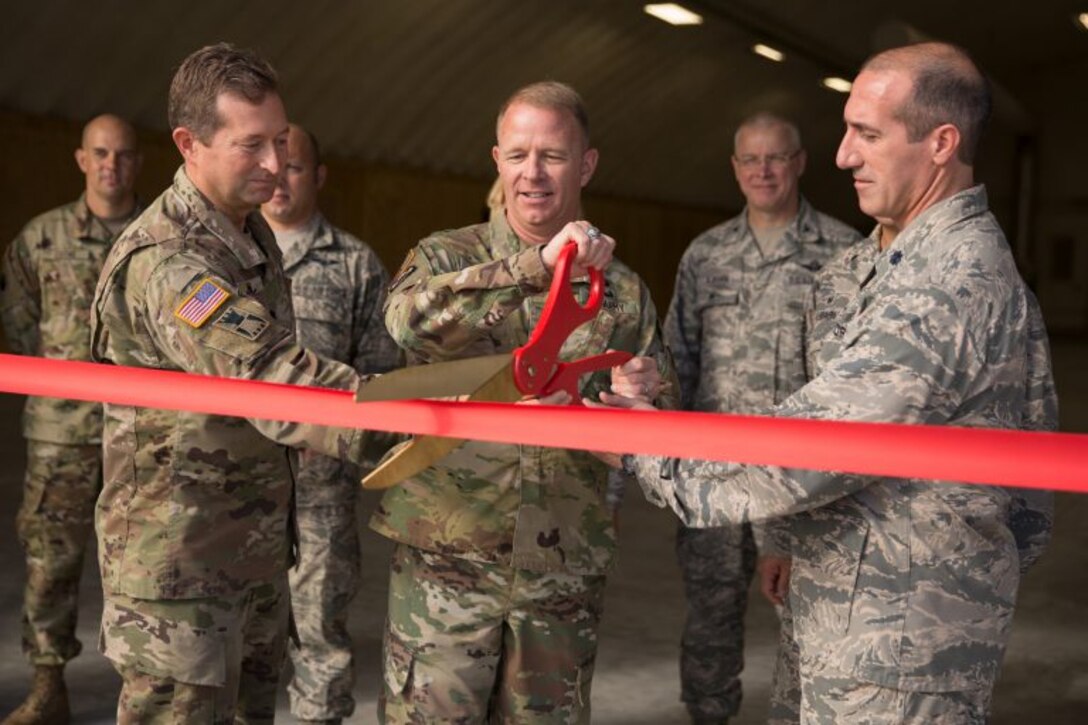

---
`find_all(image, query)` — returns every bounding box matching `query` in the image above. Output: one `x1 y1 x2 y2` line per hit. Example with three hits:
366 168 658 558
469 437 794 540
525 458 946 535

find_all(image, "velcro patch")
174 278 230 328
213 305 271 340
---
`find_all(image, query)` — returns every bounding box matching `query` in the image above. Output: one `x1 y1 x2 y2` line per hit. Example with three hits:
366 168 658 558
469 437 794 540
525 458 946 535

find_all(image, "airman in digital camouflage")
1 113 142 725
262 123 401 725
604 42 1056 724
373 81 677 724
89 43 387 722
666 112 861 725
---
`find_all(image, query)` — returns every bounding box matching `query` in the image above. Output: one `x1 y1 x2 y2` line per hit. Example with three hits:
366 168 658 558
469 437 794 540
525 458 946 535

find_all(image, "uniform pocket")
791 515 869 636
382 626 416 696
291 287 350 360
697 290 739 310
292 286 348 322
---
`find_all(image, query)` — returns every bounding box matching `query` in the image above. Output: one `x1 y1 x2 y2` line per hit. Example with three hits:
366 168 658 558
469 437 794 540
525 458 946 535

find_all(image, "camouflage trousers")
100 578 288 723
379 544 606 724
287 454 362 721
15 440 101 666
799 673 991 724
675 521 758 720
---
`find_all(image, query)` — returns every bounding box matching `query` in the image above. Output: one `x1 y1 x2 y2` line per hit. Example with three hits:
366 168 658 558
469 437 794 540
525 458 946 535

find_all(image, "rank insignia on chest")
174 278 230 328
213 305 270 340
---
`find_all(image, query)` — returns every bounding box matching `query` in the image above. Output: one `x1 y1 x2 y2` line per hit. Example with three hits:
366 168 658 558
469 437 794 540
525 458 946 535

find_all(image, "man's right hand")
541 221 615 277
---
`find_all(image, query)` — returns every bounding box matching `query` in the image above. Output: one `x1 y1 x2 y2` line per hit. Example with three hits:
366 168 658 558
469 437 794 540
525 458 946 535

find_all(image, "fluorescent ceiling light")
752 44 785 62
821 77 853 93
1076 12 1088 30
644 3 703 26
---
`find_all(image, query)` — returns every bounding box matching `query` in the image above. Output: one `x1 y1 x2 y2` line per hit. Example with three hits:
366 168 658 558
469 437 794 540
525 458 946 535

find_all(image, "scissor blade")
361 359 520 489
355 354 512 402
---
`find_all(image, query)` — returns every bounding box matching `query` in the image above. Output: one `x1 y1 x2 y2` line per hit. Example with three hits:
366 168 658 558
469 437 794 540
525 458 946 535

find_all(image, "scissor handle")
513 242 605 395
541 349 633 404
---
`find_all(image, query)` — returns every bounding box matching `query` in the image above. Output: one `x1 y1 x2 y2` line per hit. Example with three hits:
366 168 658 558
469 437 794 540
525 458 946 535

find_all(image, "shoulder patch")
174 278 230 328
213 305 270 340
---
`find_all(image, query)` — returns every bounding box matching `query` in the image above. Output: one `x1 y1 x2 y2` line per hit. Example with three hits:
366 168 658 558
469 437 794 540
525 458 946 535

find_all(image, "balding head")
81 114 137 149
75 113 142 218
861 42 990 164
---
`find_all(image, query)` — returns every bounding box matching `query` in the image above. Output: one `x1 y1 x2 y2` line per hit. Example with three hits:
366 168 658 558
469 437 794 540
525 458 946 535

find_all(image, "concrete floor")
1 340 1086 723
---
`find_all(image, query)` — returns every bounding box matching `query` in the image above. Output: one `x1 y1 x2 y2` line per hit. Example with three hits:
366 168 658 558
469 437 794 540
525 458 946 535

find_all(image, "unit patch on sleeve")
213 305 271 340
174 278 231 328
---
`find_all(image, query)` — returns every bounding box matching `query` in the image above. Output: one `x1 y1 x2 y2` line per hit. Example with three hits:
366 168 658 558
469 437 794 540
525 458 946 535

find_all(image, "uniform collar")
173 166 268 269
739 196 823 265
67 192 140 243
488 210 528 257
874 185 989 281
277 213 334 270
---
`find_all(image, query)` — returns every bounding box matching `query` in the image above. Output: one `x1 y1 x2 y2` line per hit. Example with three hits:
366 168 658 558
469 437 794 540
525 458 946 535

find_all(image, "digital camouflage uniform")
665 198 861 723
0 195 139 669
626 186 1056 723
275 213 401 721
90 167 380 723
373 212 678 723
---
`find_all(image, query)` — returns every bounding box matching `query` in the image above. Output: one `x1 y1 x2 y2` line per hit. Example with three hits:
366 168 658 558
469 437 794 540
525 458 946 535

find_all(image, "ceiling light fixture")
821 77 853 93
644 3 704 26
1076 12 1088 30
752 43 785 62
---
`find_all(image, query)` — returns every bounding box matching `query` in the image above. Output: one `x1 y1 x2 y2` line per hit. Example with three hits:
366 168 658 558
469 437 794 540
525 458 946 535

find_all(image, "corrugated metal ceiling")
1 0 1084 209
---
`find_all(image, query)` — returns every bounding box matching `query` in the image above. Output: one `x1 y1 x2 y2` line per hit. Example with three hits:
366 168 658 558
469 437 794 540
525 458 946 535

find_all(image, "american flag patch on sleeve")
174 278 231 328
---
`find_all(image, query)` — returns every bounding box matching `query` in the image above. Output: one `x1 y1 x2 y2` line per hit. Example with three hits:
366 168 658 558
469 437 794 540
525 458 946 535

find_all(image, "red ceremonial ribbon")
0 353 1084 493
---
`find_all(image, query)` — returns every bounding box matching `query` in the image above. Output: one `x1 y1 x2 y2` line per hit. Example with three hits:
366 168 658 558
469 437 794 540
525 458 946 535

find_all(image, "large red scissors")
357 242 631 488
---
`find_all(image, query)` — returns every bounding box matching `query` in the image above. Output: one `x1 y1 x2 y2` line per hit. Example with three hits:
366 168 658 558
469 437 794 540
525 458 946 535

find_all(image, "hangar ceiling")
1 0 1085 209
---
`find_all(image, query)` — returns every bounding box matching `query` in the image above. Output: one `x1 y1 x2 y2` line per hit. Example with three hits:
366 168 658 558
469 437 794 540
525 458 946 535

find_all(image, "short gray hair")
733 112 802 153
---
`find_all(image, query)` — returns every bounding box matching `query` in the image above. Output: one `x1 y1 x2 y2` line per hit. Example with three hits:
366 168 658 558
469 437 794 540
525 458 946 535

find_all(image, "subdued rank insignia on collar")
388 248 418 292
213 305 270 340
174 278 230 328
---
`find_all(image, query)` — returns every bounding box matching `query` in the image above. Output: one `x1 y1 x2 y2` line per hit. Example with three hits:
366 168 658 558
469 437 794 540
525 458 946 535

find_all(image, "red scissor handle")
513 243 633 402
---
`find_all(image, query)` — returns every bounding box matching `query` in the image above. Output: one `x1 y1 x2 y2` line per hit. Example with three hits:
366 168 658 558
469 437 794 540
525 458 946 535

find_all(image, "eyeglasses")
733 150 801 169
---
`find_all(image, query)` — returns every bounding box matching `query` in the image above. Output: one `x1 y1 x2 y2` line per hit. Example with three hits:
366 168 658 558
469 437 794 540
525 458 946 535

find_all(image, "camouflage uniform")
90 167 379 722
626 186 1056 722
275 213 401 721
0 195 139 668
665 198 860 723
373 212 678 723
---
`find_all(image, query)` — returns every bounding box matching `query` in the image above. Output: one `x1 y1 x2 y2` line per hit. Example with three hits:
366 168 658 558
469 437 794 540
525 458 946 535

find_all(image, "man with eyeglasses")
666 112 861 724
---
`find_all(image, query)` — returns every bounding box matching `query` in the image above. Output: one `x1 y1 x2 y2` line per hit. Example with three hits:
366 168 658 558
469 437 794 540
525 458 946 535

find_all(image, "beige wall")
0 109 724 333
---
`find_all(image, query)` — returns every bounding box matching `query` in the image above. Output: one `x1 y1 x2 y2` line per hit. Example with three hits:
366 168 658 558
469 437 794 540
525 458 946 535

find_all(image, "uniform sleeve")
628 281 977 525
752 520 792 558
350 250 402 376
664 246 701 408
144 254 372 464
604 278 679 510
1007 296 1057 573
0 229 42 355
383 240 552 361
642 283 681 414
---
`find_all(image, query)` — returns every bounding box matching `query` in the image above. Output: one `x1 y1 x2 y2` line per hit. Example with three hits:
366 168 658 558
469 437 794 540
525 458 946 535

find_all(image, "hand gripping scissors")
356 242 632 489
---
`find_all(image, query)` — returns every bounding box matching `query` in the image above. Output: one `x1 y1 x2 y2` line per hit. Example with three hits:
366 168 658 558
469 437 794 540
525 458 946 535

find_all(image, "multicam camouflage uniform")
373 212 678 723
626 186 1056 722
90 167 379 722
275 213 401 721
666 198 860 723
0 195 139 669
